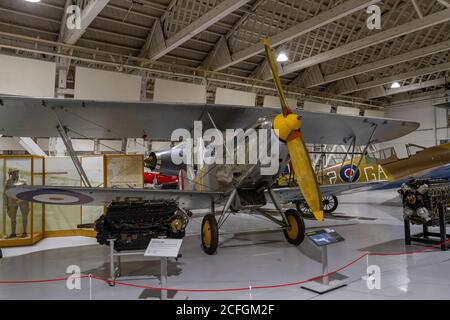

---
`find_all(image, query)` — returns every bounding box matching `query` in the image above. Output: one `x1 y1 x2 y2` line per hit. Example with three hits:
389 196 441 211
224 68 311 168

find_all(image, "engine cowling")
145 147 186 176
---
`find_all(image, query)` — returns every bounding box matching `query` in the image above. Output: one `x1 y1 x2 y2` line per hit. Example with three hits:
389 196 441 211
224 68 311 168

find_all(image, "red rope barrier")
0 239 449 293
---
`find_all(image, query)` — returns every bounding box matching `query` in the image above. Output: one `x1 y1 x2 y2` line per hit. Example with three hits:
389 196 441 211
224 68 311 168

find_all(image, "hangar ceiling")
0 0 449 109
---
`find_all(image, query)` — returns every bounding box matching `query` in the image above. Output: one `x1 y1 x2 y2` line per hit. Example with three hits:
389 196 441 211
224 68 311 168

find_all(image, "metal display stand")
160 257 169 300
301 229 347 295
108 239 149 286
108 238 182 300
144 238 183 300
404 202 449 251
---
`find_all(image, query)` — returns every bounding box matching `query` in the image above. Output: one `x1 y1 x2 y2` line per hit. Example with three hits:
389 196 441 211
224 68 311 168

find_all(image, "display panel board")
337 106 360 116
303 101 331 113
144 238 183 258
364 110 385 118
263 95 297 108
74 67 142 101
105 154 144 188
153 79 206 103
0 54 56 97
215 87 256 106
306 229 345 247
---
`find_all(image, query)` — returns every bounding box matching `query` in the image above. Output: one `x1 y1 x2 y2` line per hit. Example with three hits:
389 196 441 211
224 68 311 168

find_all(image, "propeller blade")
263 37 324 221
263 38 292 117
287 138 324 221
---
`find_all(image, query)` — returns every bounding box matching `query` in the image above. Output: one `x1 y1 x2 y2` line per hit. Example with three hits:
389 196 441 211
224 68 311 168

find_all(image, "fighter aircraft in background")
0 39 419 255
294 143 450 217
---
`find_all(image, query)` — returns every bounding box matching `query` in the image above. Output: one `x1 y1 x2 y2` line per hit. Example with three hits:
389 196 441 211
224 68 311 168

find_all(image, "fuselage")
318 143 450 186
186 118 290 193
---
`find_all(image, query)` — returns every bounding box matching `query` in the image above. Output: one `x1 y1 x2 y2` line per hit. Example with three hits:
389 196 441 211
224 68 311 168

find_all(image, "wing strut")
339 122 379 183
350 123 378 182
56 123 92 188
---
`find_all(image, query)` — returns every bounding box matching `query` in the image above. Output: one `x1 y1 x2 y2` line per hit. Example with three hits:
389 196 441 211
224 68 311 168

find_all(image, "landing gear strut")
266 188 306 247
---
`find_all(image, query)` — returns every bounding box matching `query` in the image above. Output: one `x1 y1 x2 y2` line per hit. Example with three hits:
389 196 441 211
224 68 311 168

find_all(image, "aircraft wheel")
201 214 219 255
283 209 306 246
295 200 314 218
296 195 339 216
323 195 338 214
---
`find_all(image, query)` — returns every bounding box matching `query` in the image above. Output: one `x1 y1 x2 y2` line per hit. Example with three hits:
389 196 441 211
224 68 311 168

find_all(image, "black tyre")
296 195 339 216
322 195 338 214
283 209 306 246
295 200 314 218
201 214 219 255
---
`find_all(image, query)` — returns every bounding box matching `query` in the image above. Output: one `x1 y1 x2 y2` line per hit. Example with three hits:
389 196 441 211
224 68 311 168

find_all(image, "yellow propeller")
263 38 324 221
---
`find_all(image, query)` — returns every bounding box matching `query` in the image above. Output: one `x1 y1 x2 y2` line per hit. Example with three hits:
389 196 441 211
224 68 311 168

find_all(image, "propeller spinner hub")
273 113 302 142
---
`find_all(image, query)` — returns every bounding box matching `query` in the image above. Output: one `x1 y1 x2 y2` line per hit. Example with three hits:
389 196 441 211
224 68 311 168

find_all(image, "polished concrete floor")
1 190 449 300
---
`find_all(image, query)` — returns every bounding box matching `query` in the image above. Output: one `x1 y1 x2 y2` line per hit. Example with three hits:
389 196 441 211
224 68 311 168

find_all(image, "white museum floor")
1 190 449 300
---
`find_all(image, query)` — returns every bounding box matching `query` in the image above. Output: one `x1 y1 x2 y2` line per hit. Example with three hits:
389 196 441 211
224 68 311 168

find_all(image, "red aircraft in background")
144 172 178 186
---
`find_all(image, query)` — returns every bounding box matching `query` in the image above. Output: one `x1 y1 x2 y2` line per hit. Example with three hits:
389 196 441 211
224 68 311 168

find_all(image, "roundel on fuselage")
340 164 360 183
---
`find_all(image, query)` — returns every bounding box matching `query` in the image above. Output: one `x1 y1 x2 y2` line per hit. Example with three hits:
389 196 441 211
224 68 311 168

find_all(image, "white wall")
74 67 142 101
0 54 56 97
263 95 297 108
153 79 206 103
380 100 449 157
215 87 256 106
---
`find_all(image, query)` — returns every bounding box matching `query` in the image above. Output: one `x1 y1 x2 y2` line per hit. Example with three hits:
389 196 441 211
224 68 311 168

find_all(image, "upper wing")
272 181 389 203
0 95 418 145
7 185 224 210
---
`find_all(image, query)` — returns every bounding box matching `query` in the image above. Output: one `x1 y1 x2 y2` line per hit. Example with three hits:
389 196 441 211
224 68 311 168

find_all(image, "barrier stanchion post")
89 274 92 300
161 257 168 300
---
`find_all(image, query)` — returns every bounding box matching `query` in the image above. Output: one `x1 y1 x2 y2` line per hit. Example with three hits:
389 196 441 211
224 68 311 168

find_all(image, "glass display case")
0 154 144 246
44 156 83 236
80 155 104 232
0 155 44 247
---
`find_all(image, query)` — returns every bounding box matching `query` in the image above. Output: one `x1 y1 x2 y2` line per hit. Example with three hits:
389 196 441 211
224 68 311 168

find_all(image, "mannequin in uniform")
3 168 29 239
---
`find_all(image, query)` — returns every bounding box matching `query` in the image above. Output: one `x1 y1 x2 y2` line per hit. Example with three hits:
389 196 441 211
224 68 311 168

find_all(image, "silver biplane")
1 40 419 254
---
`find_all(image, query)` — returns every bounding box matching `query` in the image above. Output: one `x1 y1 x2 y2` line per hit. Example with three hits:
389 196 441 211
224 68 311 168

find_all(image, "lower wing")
7 186 224 210
272 181 389 203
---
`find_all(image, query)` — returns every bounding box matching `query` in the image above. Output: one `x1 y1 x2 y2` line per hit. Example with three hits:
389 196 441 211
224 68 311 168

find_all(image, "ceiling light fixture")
391 82 401 89
276 45 289 62
25 0 41 3
276 51 289 63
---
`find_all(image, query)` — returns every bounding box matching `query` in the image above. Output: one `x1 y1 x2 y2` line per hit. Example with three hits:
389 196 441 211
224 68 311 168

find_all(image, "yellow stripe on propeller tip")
287 137 324 222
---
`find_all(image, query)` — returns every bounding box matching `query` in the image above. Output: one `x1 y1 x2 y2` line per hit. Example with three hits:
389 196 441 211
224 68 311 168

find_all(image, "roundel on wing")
340 165 360 183
15 189 94 205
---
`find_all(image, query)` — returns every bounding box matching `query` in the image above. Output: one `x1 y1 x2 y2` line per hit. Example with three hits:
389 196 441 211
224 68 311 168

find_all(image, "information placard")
306 229 345 247
144 238 183 258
